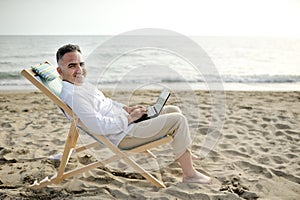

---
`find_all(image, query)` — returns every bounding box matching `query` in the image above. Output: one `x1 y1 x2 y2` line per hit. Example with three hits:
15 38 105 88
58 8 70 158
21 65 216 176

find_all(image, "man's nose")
76 65 83 73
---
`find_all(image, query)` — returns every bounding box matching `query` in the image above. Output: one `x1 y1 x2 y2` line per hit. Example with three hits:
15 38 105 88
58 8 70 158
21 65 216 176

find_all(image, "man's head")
56 44 87 85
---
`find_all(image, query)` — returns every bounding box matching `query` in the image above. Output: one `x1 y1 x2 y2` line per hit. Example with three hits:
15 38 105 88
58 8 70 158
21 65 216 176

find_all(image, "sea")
1 35 300 91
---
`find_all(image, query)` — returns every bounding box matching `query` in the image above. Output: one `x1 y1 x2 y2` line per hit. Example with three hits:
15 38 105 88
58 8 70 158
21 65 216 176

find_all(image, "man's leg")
119 105 211 184
161 106 201 160
160 105 181 114
177 150 212 184
119 109 191 155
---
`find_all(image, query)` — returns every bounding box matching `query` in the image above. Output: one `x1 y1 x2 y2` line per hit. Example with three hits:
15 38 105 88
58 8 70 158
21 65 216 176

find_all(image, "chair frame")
21 68 173 189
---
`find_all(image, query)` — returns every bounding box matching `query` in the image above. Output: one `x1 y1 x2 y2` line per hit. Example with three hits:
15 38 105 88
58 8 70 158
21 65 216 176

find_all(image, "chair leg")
29 121 80 188
121 152 166 188
54 120 79 183
96 135 166 188
30 126 170 189
144 150 157 158
75 142 100 153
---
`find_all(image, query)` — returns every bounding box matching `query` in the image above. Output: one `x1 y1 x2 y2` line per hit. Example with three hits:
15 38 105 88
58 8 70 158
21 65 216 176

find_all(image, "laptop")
134 88 171 123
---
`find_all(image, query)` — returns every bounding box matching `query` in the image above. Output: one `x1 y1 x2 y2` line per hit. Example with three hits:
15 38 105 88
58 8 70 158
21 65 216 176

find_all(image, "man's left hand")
124 105 147 114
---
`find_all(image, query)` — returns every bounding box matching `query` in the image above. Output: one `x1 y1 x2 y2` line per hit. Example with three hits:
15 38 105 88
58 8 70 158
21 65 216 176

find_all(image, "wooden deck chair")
21 62 173 189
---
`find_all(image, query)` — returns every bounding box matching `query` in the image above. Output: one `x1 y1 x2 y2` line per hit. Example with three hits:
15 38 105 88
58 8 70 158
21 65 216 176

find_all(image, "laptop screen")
154 89 170 113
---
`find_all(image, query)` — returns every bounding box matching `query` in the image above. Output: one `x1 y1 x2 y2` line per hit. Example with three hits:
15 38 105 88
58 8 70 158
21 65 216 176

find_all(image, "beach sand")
0 90 299 199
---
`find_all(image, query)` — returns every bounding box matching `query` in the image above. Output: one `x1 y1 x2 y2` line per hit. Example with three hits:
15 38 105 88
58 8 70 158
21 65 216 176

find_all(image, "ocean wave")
1 71 300 85
0 71 22 80
222 74 300 83
96 74 300 84
0 61 14 65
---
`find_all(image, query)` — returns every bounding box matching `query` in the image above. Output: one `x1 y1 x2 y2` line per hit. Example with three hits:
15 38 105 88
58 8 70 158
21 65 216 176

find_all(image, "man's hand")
124 105 147 114
127 106 147 124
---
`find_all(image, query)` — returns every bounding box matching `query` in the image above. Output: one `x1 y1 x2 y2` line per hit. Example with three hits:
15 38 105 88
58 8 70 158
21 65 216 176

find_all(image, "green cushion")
32 61 59 81
33 61 62 96
40 77 62 97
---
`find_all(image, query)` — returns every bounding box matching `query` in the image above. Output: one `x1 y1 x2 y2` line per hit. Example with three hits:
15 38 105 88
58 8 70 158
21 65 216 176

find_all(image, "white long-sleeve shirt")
60 81 134 146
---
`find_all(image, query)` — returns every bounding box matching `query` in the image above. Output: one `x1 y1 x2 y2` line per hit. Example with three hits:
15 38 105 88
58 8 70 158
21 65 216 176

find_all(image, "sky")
0 0 300 36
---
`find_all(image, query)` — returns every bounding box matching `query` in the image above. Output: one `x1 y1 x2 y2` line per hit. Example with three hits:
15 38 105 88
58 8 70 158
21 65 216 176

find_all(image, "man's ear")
57 67 62 75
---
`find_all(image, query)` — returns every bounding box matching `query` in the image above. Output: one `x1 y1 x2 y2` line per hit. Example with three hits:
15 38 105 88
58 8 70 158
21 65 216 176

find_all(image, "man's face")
57 51 87 85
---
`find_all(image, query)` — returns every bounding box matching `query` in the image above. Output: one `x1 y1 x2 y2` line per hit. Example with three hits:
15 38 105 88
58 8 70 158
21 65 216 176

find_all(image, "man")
56 44 211 184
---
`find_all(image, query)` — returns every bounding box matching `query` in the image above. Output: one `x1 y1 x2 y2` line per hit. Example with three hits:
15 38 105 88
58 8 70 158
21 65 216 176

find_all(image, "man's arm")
65 90 130 135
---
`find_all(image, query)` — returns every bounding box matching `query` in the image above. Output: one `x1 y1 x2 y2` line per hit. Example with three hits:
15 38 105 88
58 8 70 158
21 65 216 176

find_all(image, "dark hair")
56 44 82 63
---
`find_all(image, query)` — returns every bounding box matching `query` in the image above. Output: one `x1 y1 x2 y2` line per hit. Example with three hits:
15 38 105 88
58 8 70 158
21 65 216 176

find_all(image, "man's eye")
80 63 85 67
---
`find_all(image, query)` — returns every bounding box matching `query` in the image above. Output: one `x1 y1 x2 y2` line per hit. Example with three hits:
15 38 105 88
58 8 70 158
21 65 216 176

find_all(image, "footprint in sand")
221 149 251 159
233 160 273 179
275 123 291 129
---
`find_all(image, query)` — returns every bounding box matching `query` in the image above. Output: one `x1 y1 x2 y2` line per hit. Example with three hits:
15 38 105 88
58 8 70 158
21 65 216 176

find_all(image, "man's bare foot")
183 172 212 184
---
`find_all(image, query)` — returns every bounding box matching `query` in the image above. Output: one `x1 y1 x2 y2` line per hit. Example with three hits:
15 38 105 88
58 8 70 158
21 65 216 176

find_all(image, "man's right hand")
127 107 147 124
124 105 146 114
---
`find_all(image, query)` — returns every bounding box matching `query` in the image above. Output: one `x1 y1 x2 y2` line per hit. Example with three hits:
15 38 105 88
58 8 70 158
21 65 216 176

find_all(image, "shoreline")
1 87 300 95
1 82 300 93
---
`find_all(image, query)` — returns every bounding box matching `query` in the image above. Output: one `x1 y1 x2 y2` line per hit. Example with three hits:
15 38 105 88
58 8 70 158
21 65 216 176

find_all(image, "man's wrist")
127 115 133 125
123 106 129 113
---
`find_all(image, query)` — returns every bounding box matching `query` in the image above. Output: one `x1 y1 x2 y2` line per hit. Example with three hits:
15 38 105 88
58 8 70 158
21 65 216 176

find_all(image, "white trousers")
118 105 192 159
